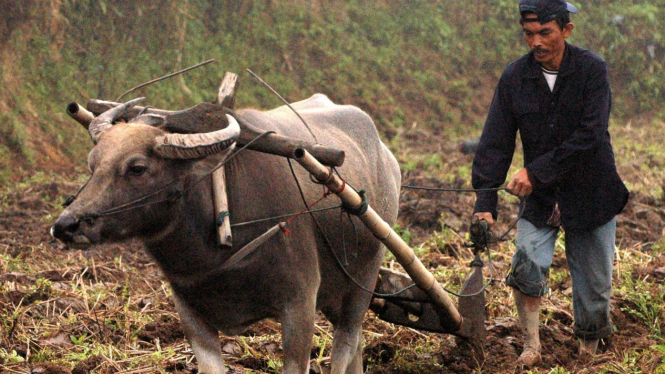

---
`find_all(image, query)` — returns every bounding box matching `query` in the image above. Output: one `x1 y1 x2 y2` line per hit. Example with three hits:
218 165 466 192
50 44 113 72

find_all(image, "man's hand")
473 212 494 226
507 168 533 198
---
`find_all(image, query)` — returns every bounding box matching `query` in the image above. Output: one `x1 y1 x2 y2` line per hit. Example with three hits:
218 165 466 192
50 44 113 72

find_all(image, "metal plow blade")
370 267 454 334
457 255 487 357
370 262 487 357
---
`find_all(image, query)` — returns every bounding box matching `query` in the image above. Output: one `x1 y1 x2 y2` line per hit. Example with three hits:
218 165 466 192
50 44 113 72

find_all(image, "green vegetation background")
0 0 663 184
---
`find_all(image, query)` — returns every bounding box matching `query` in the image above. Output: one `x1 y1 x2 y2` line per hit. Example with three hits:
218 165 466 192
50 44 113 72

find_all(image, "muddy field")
1 128 664 373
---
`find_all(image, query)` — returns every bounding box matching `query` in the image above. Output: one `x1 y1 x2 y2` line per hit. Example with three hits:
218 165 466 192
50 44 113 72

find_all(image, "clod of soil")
30 364 71 374
71 356 103 374
136 322 185 345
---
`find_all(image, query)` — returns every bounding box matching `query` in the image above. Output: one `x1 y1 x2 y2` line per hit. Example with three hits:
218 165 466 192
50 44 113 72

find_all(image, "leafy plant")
0 349 25 363
70 333 89 347
616 273 665 336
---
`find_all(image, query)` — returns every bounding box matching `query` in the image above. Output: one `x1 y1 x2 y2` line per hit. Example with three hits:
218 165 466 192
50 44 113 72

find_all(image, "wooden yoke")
213 72 239 246
83 101 346 167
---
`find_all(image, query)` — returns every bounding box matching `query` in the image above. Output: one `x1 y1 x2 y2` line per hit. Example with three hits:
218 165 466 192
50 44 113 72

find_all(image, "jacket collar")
524 42 576 79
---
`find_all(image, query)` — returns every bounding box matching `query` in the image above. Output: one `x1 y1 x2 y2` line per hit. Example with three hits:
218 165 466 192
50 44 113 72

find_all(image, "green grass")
1 0 665 183
1 1 664 372
1 114 664 372
616 271 665 336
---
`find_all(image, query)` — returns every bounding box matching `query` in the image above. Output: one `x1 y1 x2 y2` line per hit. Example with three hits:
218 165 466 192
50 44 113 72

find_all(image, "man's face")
522 14 573 70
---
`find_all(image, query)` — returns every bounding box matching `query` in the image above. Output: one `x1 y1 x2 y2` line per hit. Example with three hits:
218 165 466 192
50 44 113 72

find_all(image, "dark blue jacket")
472 43 629 231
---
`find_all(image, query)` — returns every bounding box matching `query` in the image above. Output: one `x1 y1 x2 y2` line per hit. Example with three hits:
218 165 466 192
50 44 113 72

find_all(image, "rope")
230 205 342 228
341 189 369 216
402 185 508 192
246 69 319 144
338 202 362 266
498 198 525 242
425 197 525 298
284 191 333 226
88 183 183 218
286 158 418 298
70 129 275 221
281 158 525 299
439 250 495 298
62 176 92 207
116 59 216 102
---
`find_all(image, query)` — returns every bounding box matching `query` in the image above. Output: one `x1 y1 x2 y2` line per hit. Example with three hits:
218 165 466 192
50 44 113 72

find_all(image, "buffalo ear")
181 145 236 186
132 114 165 127
89 97 145 144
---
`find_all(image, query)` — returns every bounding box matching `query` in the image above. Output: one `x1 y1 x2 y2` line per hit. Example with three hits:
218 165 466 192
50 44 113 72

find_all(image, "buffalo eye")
127 164 148 176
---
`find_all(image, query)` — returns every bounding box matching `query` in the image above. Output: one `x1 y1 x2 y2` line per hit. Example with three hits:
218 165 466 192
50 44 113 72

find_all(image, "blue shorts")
505 217 616 340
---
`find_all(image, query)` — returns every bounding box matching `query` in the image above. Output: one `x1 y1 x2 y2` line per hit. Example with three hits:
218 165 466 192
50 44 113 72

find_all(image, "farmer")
471 0 629 367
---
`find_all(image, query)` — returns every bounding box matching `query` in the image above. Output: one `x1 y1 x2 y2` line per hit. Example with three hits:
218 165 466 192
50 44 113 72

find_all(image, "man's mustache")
533 47 549 54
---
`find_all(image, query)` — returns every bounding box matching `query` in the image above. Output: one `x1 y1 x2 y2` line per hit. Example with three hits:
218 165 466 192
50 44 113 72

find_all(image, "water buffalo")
51 94 401 374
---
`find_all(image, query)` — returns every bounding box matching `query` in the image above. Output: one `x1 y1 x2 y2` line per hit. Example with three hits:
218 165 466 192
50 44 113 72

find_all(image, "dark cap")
519 0 578 24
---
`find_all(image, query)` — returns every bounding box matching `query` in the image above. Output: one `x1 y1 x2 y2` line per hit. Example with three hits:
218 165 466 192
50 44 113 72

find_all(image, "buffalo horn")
88 97 145 143
154 114 240 159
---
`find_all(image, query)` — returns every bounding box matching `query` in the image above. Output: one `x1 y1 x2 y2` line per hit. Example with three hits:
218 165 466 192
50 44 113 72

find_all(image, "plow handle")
292 148 463 332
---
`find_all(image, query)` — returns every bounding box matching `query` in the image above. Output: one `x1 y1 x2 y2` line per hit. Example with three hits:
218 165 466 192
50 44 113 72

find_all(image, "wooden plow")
66 72 488 355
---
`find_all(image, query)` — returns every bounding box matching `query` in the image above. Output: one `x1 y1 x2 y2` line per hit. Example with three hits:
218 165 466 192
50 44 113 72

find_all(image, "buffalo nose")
51 214 80 242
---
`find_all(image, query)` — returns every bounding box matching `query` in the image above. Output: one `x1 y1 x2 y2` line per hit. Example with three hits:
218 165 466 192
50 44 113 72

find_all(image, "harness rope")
289 169 524 299
64 129 276 221
402 185 509 193
286 158 419 298
283 159 525 299
231 205 342 228
63 116 522 299
227 162 525 299
438 197 526 298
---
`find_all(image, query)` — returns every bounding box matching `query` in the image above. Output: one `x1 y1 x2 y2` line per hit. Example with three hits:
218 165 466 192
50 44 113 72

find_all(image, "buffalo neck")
143 177 228 285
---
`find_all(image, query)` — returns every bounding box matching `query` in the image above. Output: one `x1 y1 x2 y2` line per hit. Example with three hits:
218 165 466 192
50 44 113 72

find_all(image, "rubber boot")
514 290 542 368
579 338 599 356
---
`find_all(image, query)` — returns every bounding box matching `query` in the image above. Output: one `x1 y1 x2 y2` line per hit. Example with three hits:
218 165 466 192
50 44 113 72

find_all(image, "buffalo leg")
329 269 377 374
330 325 363 374
349 337 364 374
173 294 226 374
281 299 317 374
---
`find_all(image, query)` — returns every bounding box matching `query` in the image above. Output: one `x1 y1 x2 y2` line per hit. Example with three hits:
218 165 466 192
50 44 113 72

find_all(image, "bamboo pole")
66 103 95 129
213 72 239 246
85 100 346 167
